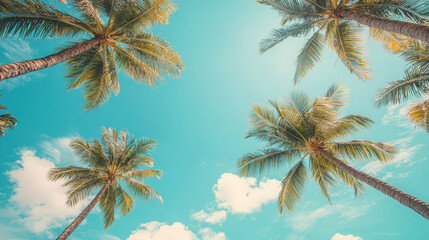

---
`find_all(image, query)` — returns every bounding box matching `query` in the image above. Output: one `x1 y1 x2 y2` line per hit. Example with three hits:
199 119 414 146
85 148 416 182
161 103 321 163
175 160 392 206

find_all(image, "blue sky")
0 0 428 240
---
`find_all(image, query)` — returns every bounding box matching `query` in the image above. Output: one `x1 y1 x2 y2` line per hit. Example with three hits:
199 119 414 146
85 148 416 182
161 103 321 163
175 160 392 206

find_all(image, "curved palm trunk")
340 9 429 43
0 38 101 81
319 149 429 220
56 179 111 240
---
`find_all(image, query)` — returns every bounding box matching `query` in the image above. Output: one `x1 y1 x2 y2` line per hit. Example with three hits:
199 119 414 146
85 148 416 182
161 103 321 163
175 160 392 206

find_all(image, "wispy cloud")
287 202 373 232
191 210 227 225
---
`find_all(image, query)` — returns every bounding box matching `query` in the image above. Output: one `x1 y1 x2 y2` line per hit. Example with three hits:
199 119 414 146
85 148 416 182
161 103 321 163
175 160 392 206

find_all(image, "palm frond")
324 114 374 140
0 113 17 136
109 0 176 36
260 21 317 53
278 159 307 214
121 169 162 181
257 0 323 25
0 0 92 38
375 68 429 105
99 184 117 228
293 28 325 84
325 21 371 80
407 99 429 131
115 184 135 216
327 140 397 162
123 177 162 203
238 148 304 176
310 155 336 202
351 0 429 23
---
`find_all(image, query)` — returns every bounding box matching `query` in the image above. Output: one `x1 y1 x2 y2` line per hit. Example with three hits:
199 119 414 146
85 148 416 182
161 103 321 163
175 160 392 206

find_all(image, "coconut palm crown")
258 0 429 83
0 0 184 109
376 40 429 131
49 128 162 239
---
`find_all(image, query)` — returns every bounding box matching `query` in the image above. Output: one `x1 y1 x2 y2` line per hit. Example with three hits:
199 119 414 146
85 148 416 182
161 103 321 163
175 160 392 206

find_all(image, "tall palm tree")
258 0 429 83
238 84 429 219
0 0 184 109
376 40 429 131
0 95 17 136
49 128 162 240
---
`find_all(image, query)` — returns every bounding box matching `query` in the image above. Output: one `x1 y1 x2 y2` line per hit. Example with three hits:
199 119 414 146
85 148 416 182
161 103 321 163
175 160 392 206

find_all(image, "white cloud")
6 149 87 235
331 233 362 240
213 173 281 214
287 203 372 232
191 210 227 225
127 222 198 240
199 228 226 240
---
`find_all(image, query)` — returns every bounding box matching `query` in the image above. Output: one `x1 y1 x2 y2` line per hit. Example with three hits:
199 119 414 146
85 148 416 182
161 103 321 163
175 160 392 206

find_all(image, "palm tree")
0 0 184 109
376 40 429 131
49 128 163 240
238 84 429 219
258 0 429 83
0 95 17 136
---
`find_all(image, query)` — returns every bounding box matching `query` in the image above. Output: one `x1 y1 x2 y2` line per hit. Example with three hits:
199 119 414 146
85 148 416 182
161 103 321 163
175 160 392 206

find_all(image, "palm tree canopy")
0 95 17 136
48 128 162 228
376 40 428 106
0 0 184 109
375 40 429 131
238 84 397 214
258 0 429 83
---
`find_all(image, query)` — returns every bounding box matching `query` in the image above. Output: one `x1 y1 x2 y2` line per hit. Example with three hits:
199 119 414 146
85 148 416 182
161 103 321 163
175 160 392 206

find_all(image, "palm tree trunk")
339 9 429 43
319 149 429 220
0 38 101 81
56 179 111 240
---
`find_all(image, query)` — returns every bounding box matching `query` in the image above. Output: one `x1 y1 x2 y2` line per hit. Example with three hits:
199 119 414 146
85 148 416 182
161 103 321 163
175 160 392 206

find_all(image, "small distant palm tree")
238 84 429 219
376 40 429 131
49 128 162 240
0 95 17 136
0 0 184 109
258 0 429 83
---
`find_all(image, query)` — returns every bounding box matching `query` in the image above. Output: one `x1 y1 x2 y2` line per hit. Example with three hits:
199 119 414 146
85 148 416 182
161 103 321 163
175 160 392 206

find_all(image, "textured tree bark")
319 149 429 220
0 37 101 81
56 179 111 240
340 9 429 43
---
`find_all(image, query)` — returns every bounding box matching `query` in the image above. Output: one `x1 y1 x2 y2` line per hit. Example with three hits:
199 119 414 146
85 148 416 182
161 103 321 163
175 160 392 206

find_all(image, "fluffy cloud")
287 203 372 232
199 228 226 240
213 173 281 214
7 149 87 235
191 210 227 225
127 222 198 240
331 233 362 240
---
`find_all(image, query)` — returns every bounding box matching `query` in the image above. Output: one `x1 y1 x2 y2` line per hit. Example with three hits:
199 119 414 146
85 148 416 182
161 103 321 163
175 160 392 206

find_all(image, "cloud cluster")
127 222 225 240
7 149 87 235
213 173 281 214
331 233 362 240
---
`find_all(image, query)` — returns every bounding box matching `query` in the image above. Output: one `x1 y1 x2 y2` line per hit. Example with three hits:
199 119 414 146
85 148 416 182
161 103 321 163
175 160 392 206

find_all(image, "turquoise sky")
0 0 428 240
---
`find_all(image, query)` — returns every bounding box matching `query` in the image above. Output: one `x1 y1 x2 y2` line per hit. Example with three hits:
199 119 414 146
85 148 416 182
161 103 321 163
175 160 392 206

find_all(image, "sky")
0 0 428 240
